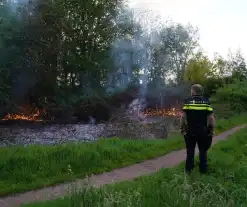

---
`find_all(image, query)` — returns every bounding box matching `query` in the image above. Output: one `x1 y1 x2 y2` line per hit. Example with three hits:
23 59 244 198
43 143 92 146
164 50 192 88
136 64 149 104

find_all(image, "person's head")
190 84 204 96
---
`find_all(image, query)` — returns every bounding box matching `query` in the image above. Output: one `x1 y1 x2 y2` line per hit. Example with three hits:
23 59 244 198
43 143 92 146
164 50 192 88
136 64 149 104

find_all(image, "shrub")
212 80 247 114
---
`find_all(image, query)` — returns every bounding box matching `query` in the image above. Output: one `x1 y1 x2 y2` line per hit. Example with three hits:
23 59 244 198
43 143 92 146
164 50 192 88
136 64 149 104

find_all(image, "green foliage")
203 77 223 97
183 50 247 99
184 52 213 85
0 0 125 109
0 0 246 120
227 50 247 81
213 80 247 113
0 0 201 114
151 24 199 85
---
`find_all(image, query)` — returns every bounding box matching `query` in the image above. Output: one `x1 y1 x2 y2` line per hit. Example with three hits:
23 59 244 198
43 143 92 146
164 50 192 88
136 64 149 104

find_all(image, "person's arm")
205 98 215 135
180 112 186 135
207 113 215 136
180 98 188 135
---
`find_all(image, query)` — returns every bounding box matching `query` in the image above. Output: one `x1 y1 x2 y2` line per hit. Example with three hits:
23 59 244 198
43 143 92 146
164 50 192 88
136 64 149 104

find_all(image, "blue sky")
128 0 247 60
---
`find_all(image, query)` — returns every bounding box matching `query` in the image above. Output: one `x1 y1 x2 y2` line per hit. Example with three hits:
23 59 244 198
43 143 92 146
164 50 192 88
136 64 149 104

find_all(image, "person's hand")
208 130 214 137
180 129 186 136
207 126 214 137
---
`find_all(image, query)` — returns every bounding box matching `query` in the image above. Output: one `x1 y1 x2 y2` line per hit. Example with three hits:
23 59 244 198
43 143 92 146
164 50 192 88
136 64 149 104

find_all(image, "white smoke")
107 8 163 97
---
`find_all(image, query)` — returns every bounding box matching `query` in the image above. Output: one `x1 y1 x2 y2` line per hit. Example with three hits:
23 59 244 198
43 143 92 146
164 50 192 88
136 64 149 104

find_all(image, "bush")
212 80 247 114
203 77 224 97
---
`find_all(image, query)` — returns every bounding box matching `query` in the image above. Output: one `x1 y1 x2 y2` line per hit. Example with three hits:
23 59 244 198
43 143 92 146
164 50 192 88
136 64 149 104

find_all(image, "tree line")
0 0 246 121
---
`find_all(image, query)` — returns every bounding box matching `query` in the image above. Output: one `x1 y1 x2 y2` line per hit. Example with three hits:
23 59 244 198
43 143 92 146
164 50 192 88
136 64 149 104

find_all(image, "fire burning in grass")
1 106 182 122
2 108 46 121
143 108 182 117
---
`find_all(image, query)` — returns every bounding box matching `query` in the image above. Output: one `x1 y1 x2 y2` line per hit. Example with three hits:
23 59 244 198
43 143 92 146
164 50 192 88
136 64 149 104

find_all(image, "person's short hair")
191 84 204 95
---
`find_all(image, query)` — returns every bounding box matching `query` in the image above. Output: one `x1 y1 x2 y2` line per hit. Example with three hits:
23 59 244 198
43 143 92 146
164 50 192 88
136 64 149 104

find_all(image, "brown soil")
0 125 246 207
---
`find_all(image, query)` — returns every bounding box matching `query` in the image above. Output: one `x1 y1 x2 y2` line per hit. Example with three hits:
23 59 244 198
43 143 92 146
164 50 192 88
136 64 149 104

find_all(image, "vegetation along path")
0 125 246 207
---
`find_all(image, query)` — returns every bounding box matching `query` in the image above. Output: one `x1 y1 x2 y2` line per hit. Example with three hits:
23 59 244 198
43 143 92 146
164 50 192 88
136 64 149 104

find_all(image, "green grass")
1 114 247 197
24 126 247 207
214 113 247 134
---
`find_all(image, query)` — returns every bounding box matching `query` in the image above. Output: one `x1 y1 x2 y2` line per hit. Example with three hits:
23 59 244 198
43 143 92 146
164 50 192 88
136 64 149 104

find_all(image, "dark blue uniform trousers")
184 134 212 173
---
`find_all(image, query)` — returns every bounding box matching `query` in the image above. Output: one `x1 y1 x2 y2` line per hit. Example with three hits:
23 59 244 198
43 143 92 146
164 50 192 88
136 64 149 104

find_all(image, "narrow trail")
1 125 246 207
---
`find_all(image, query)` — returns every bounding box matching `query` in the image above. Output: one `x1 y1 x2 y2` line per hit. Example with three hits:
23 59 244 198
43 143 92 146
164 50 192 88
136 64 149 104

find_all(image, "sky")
128 0 247 60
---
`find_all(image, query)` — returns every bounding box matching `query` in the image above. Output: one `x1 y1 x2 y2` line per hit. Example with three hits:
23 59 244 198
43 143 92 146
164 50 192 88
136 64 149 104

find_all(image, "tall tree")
227 50 247 81
184 52 213 84
150 23 199 85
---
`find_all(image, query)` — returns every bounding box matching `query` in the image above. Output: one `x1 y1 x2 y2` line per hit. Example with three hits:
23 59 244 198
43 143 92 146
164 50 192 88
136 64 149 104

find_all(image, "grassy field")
24 126 247 207
0 114 247 196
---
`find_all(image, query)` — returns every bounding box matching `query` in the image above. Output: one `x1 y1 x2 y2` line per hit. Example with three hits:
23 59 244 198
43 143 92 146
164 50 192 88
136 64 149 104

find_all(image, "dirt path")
0 125 246 207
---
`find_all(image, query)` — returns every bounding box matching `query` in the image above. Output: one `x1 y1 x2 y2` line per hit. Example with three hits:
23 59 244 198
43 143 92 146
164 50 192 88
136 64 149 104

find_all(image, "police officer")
180 84 215 174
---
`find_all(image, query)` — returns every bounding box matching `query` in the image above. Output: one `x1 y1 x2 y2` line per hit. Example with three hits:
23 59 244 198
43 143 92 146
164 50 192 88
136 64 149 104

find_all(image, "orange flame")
143 108 182 117
2 108 45 121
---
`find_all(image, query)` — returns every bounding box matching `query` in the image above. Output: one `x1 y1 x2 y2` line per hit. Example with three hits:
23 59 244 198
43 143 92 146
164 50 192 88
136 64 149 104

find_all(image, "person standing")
180 84 215 174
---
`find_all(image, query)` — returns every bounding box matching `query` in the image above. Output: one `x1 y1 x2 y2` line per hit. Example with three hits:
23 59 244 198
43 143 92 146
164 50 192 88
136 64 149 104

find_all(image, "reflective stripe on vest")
183 104 213 111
